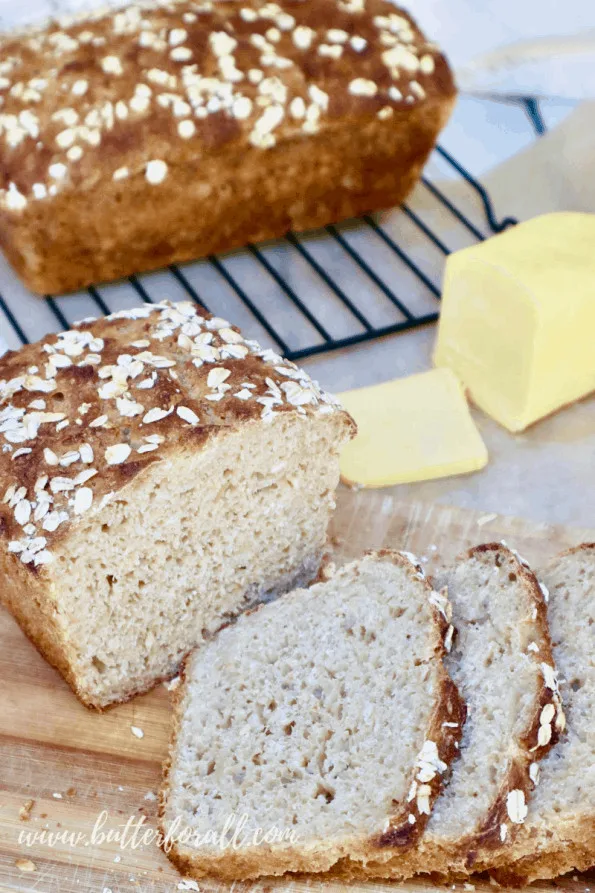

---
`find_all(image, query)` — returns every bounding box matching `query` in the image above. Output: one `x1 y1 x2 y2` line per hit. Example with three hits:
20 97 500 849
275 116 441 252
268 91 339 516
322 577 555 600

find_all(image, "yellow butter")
434 212 595 432
338 368 488 488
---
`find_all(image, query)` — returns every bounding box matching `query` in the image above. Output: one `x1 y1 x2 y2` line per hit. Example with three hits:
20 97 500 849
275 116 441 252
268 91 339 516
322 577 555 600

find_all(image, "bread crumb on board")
18 799 35 821
15 858 36 872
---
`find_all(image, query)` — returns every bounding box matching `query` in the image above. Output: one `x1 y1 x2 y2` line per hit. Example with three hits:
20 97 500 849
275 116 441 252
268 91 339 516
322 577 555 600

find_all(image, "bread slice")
331 543 563 881
488 544 595 885
0 301 354 709
159 551 464 881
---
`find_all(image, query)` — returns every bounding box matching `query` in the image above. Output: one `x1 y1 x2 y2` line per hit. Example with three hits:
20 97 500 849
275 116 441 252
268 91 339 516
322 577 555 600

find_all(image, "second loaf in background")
0 0 455 293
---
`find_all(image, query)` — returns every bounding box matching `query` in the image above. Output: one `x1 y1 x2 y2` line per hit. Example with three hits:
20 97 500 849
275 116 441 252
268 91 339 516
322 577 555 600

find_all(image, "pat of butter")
434 212 595 432
338 368 488 488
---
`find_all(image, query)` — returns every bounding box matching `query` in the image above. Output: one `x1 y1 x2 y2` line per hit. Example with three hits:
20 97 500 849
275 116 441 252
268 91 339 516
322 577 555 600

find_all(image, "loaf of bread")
488 545 595 885
160 551 464 881
0 300 354 709
330 544 563 881
0 0 455 294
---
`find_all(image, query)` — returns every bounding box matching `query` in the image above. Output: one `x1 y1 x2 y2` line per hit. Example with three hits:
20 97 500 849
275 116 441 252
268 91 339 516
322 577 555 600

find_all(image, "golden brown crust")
2 98 452 294
0 0 455 292
158 549 466 881
491 832 595 887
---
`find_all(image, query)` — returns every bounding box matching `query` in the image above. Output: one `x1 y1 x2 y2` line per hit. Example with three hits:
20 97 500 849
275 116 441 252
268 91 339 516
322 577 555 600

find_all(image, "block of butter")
435 212 595 432
338 368 488 488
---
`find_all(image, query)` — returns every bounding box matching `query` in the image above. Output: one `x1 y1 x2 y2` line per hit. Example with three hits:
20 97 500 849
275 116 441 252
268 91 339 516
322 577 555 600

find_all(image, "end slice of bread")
489 544 595 885
333 543 563 881
159 550 464 881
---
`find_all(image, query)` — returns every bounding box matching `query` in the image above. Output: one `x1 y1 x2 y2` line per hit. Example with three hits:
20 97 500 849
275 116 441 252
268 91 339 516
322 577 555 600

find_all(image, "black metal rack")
1 99 541 360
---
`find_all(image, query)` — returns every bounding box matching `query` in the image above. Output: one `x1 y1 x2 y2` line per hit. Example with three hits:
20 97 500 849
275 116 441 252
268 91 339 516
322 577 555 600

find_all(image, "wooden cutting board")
1 490 594 893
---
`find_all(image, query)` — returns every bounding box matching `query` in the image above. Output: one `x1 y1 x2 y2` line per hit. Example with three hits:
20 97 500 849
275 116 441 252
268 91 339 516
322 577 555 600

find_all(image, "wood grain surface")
1 489 594 893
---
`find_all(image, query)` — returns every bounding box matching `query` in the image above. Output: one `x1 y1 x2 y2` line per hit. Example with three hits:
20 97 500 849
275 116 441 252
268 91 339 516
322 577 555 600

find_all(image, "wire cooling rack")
0 102 536 360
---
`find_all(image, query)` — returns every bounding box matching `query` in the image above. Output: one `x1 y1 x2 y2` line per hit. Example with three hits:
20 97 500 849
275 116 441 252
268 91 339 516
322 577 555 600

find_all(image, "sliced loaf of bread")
333 543 563 881
0 301 354 708
489 544 595 885
159 551 464 881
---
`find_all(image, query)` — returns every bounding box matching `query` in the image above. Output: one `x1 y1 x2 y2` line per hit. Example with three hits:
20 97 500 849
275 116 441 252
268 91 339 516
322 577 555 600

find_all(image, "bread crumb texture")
161 551 463 880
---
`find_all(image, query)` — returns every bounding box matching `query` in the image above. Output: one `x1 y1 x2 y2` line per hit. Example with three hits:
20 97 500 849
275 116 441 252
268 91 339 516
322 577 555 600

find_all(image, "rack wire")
0 101 539 360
